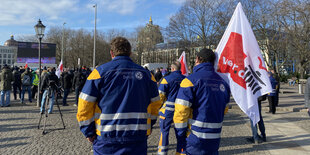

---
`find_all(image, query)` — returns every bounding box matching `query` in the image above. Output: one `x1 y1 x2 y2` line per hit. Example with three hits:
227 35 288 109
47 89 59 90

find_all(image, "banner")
178 51 189 76
55 60 63 78
215 2 272 124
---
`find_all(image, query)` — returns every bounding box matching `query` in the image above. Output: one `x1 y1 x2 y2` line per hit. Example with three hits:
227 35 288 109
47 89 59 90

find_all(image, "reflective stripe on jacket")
173 63 231 151
77 56 161 142
158 70 185 117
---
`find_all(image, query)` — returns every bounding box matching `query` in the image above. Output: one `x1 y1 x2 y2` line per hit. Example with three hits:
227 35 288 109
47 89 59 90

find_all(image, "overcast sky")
0 0 186 45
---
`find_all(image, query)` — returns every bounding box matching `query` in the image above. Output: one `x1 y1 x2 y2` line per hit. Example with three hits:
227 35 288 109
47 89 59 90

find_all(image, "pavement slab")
0 83 309 155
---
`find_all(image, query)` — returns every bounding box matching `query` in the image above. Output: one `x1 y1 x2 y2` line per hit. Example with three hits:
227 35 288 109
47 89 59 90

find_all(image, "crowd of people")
0 64 91 112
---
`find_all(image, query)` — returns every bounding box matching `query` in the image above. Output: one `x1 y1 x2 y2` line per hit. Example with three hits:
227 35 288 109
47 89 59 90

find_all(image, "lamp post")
93 4 97 69
61 22 66 63
34 19 46 107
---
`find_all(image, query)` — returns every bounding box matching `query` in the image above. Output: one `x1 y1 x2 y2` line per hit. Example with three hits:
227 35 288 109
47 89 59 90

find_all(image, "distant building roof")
4 35 18 47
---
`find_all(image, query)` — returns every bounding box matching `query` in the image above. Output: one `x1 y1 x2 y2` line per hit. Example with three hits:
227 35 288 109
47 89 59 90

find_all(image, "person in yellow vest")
32 70 39 99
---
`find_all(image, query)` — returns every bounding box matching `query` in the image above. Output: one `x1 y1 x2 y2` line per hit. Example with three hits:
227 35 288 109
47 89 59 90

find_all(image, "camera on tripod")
38 78 66 135
48 79 63 96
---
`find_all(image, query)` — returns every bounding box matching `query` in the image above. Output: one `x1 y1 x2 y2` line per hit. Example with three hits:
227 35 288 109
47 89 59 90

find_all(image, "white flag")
56 60 63 78
178 51 189 76
215 3 272 124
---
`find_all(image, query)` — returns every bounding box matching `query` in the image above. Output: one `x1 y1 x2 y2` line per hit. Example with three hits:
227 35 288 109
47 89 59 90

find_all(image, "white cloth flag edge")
56 60 63 78
214 2 272 125
178 51 189 76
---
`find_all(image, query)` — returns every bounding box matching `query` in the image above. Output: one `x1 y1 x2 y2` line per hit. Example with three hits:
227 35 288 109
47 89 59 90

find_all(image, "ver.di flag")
215 2 272 125
56 60 63 78
178 51 189 76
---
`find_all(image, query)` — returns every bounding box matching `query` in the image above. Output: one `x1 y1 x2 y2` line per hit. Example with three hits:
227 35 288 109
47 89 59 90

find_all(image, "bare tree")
166 0 230 48
277 0 310 78
45 27 111 68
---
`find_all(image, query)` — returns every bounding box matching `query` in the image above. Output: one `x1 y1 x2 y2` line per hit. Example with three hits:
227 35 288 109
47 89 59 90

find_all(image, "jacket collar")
112 56 132 61
193 63 214 73
172 70 182 75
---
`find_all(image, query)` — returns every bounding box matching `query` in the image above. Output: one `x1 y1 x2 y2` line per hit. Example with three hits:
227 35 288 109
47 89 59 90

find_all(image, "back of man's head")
171 61 181 71
196 48 216 64
51 67 56 73
110 37 131 56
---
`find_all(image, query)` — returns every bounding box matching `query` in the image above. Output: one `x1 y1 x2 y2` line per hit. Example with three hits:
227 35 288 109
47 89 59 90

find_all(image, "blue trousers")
93 139 147 155
63 88 70 105
158 113 186 155
40 89 55 113
21 85 32 103
0 90 11 106
250 102 266 140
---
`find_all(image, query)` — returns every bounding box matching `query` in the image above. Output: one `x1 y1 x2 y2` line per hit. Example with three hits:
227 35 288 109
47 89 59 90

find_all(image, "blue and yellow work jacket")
77 56 161 142
158 70 185 118
173 63 231 151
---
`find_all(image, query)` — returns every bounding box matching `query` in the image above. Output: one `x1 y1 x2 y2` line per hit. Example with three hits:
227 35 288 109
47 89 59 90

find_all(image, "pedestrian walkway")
263 111 310 154
0 85 309 155
230 83 308 112
226 82 310 155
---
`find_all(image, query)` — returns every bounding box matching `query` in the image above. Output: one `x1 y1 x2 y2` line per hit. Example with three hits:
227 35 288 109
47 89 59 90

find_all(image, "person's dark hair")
196 48 216 64
110 37 131 56
51 67 56 73
171 61 181 71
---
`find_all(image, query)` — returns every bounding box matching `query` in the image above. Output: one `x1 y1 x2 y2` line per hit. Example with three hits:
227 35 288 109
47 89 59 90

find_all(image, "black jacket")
40 72 60 91
154 71 162 82
73 71 86 90
13 70 21 86
61 72 73 89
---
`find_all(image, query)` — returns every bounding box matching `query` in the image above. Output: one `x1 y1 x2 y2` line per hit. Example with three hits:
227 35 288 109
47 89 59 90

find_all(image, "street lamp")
34 19 46 107
93 4 97 69
61 22 66 63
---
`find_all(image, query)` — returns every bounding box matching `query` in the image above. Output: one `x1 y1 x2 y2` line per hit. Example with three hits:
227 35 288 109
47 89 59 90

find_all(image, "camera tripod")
38 87 66 135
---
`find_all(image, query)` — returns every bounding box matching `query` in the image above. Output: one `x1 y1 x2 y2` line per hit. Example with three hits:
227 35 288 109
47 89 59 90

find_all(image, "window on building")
0 54 2 58
3 54 6 58
8 54 11 58
0 59 2 64
8 60 11 64
3 59 6 64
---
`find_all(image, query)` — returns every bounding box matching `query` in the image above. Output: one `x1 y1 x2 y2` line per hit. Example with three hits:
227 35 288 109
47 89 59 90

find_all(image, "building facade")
0 45 17 67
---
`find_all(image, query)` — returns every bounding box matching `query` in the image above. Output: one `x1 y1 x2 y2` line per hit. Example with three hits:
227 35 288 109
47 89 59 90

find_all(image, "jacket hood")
3 68 11 73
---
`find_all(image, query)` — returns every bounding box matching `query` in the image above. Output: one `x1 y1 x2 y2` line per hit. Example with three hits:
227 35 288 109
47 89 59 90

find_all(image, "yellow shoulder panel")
151 74 156 82
87 69 101 80
180 78 194 88
160 78 168 84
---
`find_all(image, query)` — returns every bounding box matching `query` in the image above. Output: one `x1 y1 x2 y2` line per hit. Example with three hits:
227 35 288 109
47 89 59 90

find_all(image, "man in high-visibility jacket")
77 37 162 155
174 48 230 155
32 70 39 99
157 61 185 155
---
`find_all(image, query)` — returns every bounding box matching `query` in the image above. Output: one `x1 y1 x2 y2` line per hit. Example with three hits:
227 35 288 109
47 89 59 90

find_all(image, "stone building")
0 35 18 67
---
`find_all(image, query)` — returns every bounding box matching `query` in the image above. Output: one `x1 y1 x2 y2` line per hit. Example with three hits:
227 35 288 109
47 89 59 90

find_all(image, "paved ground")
0 83 309 155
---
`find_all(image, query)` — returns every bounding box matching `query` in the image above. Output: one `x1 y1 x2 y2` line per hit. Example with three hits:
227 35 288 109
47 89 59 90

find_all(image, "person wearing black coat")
12 67 21 100
72 68 86 106
154 68 162 83
61 69 72 106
